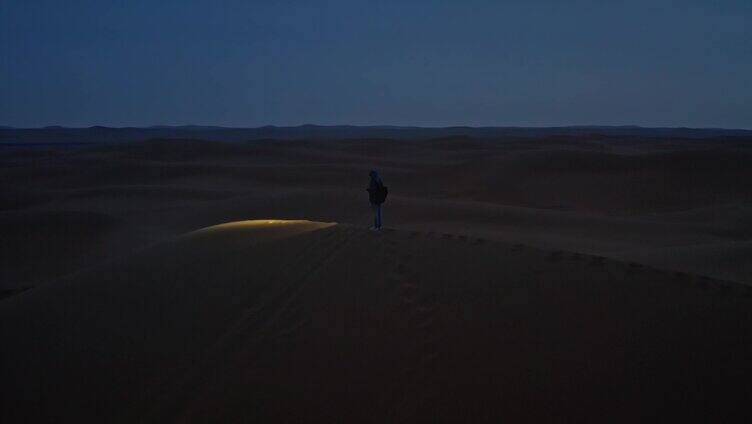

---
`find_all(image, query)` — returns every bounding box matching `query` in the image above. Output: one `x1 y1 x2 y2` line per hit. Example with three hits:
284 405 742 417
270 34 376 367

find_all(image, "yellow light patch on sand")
196 219 317 232
182 219 337 243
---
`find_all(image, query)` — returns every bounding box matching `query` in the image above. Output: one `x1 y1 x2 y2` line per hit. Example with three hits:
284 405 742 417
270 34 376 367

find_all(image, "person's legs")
370 203 378 230
375 204 382 229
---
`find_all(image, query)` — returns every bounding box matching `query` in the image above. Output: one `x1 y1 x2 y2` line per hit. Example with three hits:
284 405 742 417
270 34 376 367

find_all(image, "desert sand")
2 135 752 422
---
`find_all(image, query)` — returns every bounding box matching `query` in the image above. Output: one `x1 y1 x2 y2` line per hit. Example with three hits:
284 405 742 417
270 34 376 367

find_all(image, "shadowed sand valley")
2 136 752 422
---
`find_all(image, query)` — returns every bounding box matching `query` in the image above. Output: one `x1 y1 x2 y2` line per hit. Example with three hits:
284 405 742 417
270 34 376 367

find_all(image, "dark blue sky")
1 0 750 128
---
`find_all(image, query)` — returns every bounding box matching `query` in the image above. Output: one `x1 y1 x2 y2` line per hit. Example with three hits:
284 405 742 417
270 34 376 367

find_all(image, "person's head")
369 170 379 179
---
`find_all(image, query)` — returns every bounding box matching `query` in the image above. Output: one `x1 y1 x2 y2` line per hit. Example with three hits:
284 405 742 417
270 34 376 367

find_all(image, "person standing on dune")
367 170 388 231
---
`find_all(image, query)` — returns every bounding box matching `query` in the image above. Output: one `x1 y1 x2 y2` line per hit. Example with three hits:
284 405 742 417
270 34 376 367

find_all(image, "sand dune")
2 136 752 421
2 220 751 422
0 210 124 290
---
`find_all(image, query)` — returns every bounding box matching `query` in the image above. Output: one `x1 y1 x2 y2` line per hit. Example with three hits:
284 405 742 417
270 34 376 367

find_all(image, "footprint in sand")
416 305 435 314
423 352 438 362
398 282 418 300
400 282 418 292
387 270 403 281
416 316 435 330
697 280 730 293
546 251 564 261
386 274 404 292
716 283 731 293
626 262 643 274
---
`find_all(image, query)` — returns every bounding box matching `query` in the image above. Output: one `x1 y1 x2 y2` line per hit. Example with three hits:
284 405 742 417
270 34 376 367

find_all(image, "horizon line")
2 124 752 131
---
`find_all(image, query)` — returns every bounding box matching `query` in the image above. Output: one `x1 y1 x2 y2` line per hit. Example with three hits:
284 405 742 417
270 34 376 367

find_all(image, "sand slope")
2 220 752 423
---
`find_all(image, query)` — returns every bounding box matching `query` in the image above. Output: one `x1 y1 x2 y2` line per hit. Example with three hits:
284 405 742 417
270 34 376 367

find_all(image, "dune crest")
175 219 337 251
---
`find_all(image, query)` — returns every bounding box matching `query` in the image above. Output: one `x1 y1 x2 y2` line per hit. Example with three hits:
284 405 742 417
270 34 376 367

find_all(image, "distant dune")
2 124 752 144
2 135 752 421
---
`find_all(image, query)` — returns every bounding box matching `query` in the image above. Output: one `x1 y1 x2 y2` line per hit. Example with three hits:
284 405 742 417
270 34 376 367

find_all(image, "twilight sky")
1 0 750 128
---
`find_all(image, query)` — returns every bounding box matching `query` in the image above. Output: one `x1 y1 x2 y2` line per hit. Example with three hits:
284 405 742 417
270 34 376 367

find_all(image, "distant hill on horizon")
1 124 751 144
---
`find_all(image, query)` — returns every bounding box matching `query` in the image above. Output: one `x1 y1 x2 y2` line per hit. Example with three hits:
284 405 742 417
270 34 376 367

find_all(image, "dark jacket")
367 171 385 204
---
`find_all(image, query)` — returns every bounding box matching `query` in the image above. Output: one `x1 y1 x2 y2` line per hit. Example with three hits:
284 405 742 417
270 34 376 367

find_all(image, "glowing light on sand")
185 219 336 237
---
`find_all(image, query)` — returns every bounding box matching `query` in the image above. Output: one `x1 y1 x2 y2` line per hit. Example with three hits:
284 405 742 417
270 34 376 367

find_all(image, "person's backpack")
376 183 388 204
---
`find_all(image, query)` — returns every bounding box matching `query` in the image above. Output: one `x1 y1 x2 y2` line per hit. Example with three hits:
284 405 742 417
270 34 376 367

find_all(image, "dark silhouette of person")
367 170 387 230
